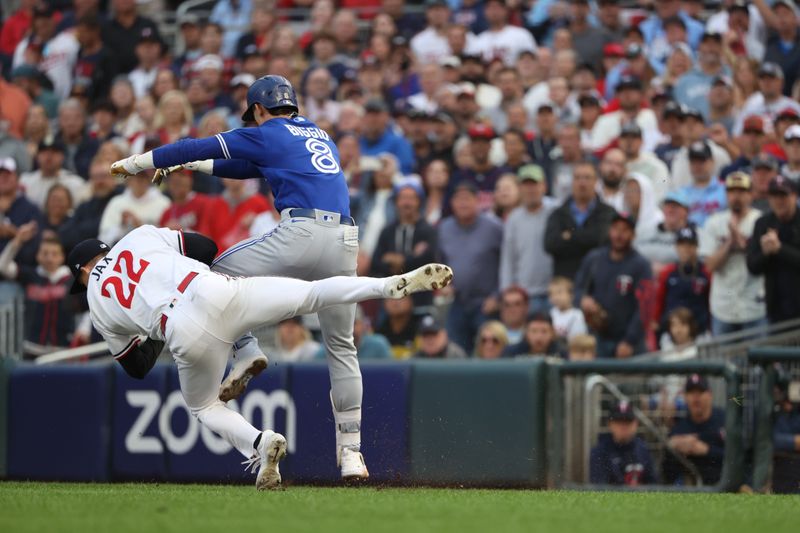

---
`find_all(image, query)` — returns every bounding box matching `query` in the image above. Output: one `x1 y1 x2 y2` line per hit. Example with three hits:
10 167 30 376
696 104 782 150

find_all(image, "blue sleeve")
572 250 596 305
396 138 416 174
686 17 705 48
623 259 652 346
670 418 690 437
589 446 608 484
526 0 555 27
773 415 799 453
152 127 265 168
213 159 263 179
637 437 658 485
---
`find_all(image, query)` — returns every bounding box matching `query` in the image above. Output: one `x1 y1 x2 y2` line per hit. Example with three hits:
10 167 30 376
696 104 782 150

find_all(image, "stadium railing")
0 282 24 360
547 359 744 492
746 346 800 493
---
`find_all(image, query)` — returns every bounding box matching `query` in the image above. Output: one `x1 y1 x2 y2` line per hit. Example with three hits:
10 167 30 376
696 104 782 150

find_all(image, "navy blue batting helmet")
241 75 298 122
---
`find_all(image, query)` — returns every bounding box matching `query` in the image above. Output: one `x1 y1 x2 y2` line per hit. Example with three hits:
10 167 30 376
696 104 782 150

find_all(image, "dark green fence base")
410 359 547 487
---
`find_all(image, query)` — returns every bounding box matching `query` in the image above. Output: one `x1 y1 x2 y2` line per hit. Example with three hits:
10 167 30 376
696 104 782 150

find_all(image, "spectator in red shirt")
159 169 212 234
203 178 271 251
0 0 36 58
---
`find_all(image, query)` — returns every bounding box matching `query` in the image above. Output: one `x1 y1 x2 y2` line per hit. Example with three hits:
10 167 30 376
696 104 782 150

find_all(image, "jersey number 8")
305 138 340 174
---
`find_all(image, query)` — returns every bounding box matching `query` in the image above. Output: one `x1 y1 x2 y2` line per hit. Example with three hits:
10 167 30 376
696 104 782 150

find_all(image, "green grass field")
0 482 797 533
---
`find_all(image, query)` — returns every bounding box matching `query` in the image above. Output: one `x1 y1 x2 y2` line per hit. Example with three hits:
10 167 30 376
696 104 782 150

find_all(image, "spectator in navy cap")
750 153 780 212
590 400 657 486
671 109 732 191
413 315 467 359
676 141 728 227
763 0 800 97
747 175 800 323
590 75 659 152
664 374 726 485
736 61 800 135
574 211 653 358
653 225 712 340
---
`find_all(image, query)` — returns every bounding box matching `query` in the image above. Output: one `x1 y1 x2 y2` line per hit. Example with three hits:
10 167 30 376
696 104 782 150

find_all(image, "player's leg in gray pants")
212 215 364 455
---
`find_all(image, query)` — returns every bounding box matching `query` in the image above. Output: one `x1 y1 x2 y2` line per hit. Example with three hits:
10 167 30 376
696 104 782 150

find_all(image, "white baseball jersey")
86 225 209 359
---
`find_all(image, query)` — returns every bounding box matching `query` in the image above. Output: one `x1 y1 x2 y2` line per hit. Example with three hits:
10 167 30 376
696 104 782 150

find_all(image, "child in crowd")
568 334 597 361
548 276 588 341
0 222 76 349
660 307 704 359
653 226 711 341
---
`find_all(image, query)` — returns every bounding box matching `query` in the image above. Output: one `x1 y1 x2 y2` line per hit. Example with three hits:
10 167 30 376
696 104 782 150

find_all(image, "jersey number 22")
101 250 151 309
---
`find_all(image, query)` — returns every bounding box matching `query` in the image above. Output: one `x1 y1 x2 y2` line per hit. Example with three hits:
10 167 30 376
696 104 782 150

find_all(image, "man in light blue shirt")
359 99 416 174
678 141 728 228
210 0 253 58
639 0 705 50
672 32 729 119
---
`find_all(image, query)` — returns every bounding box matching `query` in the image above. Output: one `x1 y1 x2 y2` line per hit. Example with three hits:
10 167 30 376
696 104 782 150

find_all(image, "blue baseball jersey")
152 116 351 216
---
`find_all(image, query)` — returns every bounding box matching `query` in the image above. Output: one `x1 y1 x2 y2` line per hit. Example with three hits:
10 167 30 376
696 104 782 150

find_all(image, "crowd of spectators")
1 0 800 363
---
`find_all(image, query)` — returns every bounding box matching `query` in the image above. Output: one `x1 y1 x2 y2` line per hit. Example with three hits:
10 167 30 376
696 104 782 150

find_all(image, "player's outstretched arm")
112 128 265 178
118 338 165 379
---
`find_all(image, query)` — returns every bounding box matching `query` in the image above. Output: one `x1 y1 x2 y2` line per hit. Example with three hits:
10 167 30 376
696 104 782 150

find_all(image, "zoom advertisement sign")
7 362 411 483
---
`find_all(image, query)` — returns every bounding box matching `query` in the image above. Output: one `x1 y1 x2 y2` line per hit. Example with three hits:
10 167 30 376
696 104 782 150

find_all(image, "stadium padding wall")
2 360 548 485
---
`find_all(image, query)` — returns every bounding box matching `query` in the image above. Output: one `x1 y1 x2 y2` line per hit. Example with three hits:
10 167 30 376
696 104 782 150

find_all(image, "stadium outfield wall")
0 358 751 490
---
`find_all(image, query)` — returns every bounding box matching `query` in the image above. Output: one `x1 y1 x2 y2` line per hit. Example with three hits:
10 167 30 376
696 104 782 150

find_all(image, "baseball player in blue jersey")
110 75 380 480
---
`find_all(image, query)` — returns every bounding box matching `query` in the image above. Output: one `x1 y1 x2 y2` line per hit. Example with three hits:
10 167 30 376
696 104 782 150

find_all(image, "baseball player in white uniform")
67 225 453 489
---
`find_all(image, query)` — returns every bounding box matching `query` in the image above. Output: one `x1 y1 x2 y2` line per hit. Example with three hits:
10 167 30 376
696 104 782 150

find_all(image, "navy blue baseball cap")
418 315 444 335
67 239 110 294
768 175 797 195
688 140 712 161
612 211 636 229
676 226 698 244
685 373 710 392
609 400 636 422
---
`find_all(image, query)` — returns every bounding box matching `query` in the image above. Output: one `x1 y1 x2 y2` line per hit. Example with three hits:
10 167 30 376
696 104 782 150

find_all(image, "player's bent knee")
191 399 227 420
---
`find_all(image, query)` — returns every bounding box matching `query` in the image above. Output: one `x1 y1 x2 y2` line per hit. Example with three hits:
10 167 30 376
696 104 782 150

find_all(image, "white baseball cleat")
219 354 268 402
339 446 369 481
243 430 287 490
385 263 454 298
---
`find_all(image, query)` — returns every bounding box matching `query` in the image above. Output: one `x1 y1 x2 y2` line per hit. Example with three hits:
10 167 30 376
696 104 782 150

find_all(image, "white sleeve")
141 225 187 255
98 196 124 244
569 310 588 338
0 239 20 279
698 217 720 259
